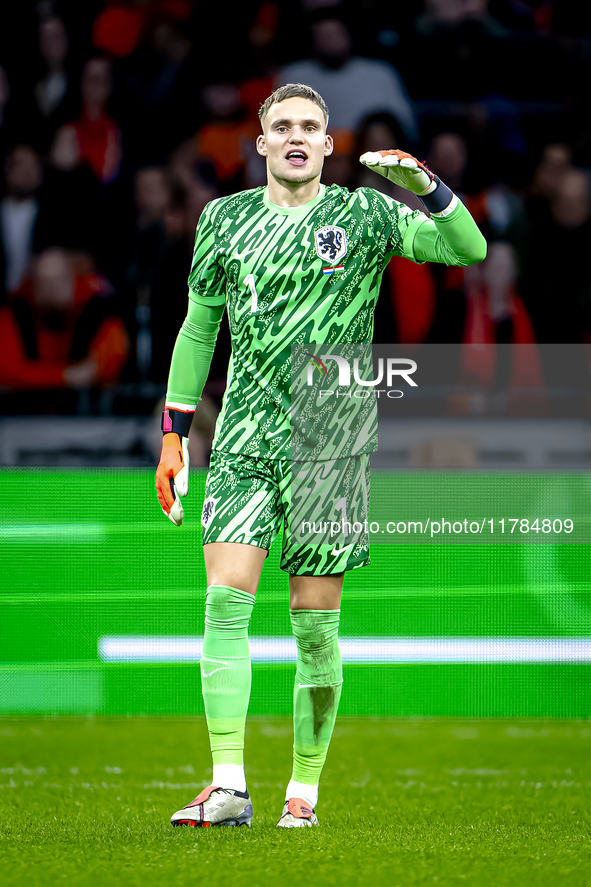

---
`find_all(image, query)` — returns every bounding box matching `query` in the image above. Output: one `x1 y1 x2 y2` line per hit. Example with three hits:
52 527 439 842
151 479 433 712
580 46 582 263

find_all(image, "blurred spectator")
0 64 13 160
0 145 43 298
92 1 196 59
182 166 219 240
34 125 102 253
115 16 197 164
527 142 575 216
92 2 147 59
407 0 505 105
426 131 469 192
0 247 129 401
278 16 418 145
244 1 280 80
193 82 261 195
31 17 77 155
126 166 171 379
522 169 591 343
134 166 170 230
127 165 170 291
145 152 229 391
128 163 230 385
149 185 198 382
430 129 534 350
463 240 532 345
321 129 355 188
124 18 192 108
168 141 219 224
414 0 509 37
66 57 122 184
429 130 526 249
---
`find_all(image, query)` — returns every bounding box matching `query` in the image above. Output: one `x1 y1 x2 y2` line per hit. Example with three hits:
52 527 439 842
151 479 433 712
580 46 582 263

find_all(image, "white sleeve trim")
165 401 197 412
431 193 459 218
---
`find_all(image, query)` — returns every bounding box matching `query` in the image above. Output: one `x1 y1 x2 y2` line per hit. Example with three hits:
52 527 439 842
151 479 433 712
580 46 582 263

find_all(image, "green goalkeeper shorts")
200 450 371 576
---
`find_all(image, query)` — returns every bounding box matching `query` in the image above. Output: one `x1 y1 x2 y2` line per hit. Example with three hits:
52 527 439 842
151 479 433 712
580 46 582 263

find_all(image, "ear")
256 134 267 157
324 134 334 157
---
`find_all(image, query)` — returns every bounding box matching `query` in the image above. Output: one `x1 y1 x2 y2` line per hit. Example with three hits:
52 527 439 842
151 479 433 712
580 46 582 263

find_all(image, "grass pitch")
1 717 590 886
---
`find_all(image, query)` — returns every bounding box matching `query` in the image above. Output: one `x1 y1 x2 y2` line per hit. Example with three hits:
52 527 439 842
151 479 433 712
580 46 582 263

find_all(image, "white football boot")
171 785 253 828
276 797 319 828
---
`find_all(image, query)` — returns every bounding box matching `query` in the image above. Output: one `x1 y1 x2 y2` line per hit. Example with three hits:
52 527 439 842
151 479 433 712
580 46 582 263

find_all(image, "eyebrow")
271 118 322 128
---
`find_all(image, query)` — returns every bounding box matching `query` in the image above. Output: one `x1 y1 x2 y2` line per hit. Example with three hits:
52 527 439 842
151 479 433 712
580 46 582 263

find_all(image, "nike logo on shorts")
331 543 355 556
202 666 230 678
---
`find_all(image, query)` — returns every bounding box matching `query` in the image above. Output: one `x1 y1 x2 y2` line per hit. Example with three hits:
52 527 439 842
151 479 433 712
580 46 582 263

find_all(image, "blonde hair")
258 83 329 127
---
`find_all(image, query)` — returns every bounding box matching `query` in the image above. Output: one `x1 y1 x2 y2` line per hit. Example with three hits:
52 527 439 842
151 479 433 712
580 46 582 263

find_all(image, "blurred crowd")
0 0 590 425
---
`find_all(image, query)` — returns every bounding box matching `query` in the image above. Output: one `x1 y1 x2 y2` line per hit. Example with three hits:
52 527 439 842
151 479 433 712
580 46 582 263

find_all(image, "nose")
289 128 305 143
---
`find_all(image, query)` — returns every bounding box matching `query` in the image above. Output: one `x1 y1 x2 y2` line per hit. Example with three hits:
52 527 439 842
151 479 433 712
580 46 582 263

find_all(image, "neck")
82 102 104 121
266 173 321 207
5 193 35 203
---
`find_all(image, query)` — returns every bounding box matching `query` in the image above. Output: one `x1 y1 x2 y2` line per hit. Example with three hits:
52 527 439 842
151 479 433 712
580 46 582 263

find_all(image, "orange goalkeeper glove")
155 407 193 526
359 148 455 213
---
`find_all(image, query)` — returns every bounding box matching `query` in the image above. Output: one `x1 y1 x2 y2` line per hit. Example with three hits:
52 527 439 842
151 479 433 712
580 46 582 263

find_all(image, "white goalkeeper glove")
155 407 193 526
359 149 455 213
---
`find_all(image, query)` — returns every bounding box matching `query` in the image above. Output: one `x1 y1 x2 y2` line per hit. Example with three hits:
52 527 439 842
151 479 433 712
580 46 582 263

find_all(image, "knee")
290 609 340 654
291 609 342 685
205 585 255 622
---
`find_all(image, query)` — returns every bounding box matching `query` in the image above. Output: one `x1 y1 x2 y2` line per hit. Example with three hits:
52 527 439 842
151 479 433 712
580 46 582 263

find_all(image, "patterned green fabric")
201 450 370 576
187 184 426 459
290 342 378 461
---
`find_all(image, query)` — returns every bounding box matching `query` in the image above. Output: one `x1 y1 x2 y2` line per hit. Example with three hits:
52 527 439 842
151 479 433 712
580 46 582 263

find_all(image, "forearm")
410 198 487 267
165 294 225 408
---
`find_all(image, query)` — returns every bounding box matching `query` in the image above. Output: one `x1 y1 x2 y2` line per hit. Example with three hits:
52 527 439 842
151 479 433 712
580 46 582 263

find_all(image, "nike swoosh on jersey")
331 543 355 556
234 248 257 260
202 666 230 678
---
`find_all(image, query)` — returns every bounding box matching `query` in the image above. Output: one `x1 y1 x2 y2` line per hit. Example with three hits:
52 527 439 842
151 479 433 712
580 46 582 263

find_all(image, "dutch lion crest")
314 225 348 264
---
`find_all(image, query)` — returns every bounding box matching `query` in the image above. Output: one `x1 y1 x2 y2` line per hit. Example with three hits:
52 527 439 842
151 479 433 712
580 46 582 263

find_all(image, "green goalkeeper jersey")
178 182 485 460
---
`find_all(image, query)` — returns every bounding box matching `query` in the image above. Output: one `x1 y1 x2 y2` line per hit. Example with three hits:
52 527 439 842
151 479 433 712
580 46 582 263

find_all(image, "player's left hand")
359 149 438 196
155 432 190 526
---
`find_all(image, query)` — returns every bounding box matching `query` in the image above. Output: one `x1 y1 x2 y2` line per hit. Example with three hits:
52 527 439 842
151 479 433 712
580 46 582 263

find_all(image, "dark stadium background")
0 0 590 720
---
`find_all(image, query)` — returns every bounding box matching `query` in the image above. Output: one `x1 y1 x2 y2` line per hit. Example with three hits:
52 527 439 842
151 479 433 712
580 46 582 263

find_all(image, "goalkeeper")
156 83 486 829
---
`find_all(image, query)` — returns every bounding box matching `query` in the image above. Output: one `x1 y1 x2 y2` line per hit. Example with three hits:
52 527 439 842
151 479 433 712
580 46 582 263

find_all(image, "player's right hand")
359 149 438 196
156 432 190 526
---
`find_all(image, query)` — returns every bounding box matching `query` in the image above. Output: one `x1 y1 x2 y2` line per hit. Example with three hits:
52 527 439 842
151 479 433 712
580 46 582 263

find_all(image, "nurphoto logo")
305 353 418 398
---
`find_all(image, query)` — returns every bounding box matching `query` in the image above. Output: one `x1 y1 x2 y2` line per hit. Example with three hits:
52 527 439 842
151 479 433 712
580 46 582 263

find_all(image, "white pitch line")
0 524 105 541
98 636 591 664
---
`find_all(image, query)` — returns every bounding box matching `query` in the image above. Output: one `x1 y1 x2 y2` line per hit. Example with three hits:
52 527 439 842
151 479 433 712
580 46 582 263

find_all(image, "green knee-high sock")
201 585 255 767
290 609 343 787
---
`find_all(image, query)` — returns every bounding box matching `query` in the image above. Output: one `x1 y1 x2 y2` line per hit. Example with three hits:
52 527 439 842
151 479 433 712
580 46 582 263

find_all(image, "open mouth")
286 150 308 166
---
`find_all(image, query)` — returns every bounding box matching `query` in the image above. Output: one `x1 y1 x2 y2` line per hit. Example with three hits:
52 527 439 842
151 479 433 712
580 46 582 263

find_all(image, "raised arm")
360 148 487 266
